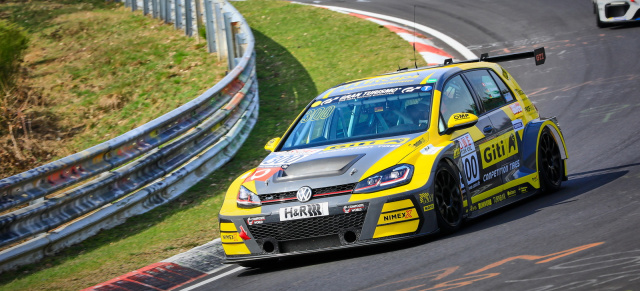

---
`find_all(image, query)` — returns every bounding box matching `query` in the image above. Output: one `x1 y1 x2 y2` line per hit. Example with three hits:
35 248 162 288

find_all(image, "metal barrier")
0 0 257 272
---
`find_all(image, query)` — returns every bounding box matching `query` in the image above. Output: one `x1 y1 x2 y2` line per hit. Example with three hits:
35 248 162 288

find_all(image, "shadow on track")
237 163 638 276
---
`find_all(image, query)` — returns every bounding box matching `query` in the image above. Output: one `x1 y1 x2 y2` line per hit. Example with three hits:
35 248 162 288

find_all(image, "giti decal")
480 132 518 168
324 138 409 151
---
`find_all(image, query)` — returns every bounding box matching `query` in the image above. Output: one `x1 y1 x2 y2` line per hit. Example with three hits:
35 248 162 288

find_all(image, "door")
463 69 521 201
439 74 501 199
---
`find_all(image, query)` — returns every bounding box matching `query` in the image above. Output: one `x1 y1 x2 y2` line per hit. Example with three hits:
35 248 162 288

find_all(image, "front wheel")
538 128 563 193
596 11 609 28
433 161 464 233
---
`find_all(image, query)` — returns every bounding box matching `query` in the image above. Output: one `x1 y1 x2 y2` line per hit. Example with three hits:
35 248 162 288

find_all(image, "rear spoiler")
444 47 546 66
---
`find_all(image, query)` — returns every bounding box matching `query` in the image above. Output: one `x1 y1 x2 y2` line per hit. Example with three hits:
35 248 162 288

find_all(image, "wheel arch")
521 118 569 182
433 141 472 217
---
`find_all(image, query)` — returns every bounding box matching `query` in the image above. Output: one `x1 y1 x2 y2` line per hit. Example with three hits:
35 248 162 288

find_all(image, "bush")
0 20 29 90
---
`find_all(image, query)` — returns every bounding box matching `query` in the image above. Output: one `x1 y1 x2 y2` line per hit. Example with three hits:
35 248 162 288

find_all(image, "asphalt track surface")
180 1 640 290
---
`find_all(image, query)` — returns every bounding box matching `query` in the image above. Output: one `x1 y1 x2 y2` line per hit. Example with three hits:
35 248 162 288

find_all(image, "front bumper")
218 191 438 263
598 1 640 23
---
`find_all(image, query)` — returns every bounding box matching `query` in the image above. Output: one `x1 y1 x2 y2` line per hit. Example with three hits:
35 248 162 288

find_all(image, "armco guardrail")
0 0 257 272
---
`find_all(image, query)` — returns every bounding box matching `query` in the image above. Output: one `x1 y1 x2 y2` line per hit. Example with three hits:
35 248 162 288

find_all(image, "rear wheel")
433 161 463 233
538 128 563 193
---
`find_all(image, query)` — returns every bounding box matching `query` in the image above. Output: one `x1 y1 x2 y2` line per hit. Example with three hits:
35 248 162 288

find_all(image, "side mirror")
264 137 281 152
444 113 479 135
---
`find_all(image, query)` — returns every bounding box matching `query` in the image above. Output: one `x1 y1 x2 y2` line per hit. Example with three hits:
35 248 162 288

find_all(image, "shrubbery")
0 19 29 90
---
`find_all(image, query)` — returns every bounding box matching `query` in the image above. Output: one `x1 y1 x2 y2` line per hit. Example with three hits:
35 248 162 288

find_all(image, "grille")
247 211 366 241
259 183 356 204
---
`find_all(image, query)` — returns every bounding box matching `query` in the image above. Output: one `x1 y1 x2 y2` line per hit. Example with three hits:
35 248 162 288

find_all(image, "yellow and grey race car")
218 47 568 266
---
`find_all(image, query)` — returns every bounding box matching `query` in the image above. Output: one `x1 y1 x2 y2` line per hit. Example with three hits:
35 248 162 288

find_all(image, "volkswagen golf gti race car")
218 47 568 266
593 0 640 27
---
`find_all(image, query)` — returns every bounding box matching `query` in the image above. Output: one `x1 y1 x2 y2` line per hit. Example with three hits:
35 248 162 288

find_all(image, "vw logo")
296 186 313 202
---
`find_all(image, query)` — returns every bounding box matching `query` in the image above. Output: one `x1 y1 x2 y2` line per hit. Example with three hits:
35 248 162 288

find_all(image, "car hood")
244 133 424 195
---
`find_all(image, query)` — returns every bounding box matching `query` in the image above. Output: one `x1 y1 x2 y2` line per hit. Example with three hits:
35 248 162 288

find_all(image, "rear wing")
444 47 546 66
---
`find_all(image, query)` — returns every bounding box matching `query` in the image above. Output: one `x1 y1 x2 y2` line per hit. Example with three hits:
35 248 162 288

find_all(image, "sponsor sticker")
401 86 422 94
221 233 242 243
260 149 322 167
454 133 475 157
279 202 329 221
343 204 366 214
246 217 266 225
338 75 421 92
479 132 518 168
244 168 279 182
324 138 409 151
512 119 524 132
419 193 433 204
421 85 433 91
509 103 523 116
420 144 443 155
378 208 416 224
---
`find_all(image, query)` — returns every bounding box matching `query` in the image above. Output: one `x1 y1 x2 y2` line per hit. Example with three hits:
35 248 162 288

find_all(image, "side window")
439 75 478 132
465 70 507 112
489 70 514 102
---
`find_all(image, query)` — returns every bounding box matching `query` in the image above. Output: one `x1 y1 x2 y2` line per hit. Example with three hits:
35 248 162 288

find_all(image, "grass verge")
0 0 225 177
0 0 420 289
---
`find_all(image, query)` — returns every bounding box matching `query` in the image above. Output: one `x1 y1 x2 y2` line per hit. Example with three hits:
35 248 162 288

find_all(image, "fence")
126 0 242 69
0 0 257 272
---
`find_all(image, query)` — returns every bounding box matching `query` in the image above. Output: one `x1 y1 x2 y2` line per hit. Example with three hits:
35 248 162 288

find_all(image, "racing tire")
433 161 464 233
538 128 563 193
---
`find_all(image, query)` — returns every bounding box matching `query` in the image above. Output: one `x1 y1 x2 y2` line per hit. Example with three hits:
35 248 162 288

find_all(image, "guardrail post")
131 0 138 11
158 0 167 20
223 12 235 70
153 0 159 18
213 0 227 61
165 0 171 24
175 0 182 29
124 0 130 8
195 0 203 33
185 0 193 36
143 0 149 15
203 0 217 54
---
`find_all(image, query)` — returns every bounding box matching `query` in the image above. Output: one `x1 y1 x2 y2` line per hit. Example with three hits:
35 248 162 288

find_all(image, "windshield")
281 85 433 151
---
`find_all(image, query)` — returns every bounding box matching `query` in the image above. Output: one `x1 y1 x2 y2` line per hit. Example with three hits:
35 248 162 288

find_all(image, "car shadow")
237 163 636 276
608 21 640 29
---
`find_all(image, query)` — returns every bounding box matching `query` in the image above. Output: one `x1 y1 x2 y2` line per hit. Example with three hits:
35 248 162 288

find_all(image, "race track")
180 0 640 289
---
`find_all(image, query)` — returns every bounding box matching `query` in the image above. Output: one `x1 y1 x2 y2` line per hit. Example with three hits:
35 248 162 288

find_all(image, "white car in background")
593 0 640 27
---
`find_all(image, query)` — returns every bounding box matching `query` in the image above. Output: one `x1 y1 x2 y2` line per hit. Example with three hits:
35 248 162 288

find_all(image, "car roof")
314 62 497 100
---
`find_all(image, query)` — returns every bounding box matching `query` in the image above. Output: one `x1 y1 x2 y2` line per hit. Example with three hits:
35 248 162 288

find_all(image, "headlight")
237 185 261 208
353 164 413 193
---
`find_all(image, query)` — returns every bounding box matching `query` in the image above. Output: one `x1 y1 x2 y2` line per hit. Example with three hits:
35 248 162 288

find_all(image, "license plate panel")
279 202 329 221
